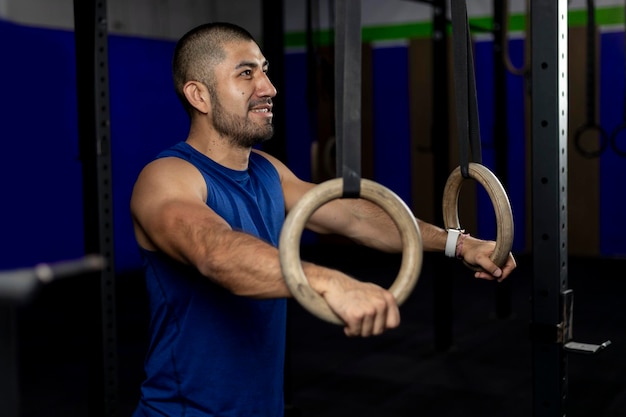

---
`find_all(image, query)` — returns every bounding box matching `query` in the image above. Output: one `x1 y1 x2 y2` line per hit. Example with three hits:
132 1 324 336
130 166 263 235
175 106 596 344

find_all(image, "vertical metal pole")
73 0 119 416
0 305 18 417
262 0 287 163
431 0 454 351
493 0 513 319
530 1 569 416
261 2 293 411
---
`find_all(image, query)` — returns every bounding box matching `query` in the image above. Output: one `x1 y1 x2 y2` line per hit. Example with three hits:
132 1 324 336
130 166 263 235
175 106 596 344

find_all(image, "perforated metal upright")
73 0 119 415
492 0 513 320
431 0 455 352
261 0 287 163
0 305 18 417
530 1 569 416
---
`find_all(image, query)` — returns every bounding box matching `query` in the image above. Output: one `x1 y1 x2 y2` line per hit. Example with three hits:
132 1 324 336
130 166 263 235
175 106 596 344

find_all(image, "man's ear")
183 81 210 114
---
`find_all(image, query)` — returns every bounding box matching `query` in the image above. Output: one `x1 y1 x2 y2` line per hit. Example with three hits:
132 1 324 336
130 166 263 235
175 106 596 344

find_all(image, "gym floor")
14 244 626 417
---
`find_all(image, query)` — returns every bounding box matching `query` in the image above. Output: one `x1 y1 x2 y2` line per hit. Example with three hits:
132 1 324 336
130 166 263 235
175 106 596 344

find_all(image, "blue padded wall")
1 19 624 275
0 19 187 272
600 30 626 256
371 45 413 205
108 34 188 270
474 38 528 253
0 21 84 271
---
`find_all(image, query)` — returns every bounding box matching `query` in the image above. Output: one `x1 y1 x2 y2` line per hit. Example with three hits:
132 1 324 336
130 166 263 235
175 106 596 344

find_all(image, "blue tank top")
133 142 287 417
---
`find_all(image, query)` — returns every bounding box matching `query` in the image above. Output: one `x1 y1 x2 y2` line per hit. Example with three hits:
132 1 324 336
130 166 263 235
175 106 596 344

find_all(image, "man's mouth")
250 99 273 115
250 104 273 118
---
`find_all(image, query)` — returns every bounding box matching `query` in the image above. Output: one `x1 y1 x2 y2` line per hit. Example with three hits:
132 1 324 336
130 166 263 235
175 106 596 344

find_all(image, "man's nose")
258 73 277 97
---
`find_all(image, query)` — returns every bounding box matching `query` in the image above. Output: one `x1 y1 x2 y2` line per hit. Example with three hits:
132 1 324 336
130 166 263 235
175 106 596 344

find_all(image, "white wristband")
445 229 463 258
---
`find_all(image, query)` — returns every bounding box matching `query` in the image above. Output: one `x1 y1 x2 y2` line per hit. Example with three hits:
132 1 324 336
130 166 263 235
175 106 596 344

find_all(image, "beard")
210 90 274 148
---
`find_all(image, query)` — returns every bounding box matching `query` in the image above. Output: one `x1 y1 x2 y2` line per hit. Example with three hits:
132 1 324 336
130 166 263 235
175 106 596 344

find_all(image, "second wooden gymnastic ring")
442 162 514 270
279 177 423 325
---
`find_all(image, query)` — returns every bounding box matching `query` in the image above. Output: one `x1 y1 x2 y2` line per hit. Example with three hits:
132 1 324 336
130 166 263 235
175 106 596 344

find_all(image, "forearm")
187 227 363 300
415 219 448 252
193 229 353 300
346 210 449 254
190 229 292 298
331 198 450 254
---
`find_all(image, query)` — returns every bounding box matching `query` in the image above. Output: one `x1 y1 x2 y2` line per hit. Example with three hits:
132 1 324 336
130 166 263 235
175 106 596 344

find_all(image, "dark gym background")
1 1 625 416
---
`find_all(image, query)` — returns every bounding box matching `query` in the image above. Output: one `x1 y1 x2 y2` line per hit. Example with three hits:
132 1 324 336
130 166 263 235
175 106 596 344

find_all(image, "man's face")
209 40 277 148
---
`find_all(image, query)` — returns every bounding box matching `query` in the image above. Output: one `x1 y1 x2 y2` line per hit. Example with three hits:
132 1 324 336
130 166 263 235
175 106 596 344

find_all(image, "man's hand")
460 236 517 282
320 274 400 337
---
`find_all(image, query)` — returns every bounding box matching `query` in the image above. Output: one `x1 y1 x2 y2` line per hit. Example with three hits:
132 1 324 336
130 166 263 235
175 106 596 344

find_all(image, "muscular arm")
130 155 400 336
130 156 385 300
259 150 448 252
259 150 516 281
131 150 513 337
131 157 293 298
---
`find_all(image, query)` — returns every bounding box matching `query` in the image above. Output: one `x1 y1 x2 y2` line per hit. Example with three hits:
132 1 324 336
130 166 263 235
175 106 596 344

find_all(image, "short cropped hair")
172 22 256 115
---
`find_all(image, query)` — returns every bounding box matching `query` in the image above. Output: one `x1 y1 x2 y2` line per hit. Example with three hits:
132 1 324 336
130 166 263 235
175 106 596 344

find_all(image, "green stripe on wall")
285 6 625 48
569 6 624 26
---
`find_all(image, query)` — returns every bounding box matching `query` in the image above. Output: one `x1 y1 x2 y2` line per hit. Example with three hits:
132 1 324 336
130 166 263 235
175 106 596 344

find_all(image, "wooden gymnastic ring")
279 178 423 325
442 162 514 271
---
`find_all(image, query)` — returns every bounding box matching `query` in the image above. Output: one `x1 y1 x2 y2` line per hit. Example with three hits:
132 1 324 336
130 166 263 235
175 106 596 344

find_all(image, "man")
130 22 516 416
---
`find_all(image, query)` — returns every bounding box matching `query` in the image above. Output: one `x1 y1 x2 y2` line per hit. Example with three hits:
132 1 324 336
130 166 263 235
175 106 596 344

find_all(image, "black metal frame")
492 0 513 319
262 0 287 163
530 1 569 415
431 0 455 352
0 305 18 417
73 1 119 415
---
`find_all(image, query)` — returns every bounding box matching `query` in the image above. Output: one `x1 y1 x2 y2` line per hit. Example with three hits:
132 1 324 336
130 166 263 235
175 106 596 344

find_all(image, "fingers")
498 254 517 281
462 238 517 282
340 288 400 338
473 252 517 282
470 250 501 281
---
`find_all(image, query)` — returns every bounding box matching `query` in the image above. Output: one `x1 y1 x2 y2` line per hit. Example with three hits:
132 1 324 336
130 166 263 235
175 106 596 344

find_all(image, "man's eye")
241 70 252 76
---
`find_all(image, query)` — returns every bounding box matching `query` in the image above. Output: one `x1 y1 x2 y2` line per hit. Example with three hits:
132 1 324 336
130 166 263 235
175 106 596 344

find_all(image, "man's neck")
186 130 252 171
